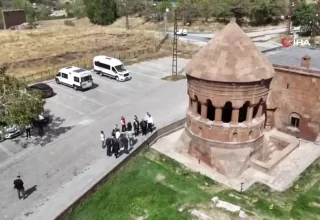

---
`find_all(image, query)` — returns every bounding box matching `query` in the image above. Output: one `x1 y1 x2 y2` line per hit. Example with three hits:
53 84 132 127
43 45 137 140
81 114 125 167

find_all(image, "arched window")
289 112 301 128
195 96 201 115
207 99 216 121
239 101 250 122
222 101 232 123
253 98 263 118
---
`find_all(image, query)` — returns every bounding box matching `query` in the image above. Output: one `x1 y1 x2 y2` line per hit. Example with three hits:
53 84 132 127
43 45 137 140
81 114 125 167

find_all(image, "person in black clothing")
120 135 129 154
133 119 139 136
111 124 120 138
13 176 25 199
25 124 31 139
140 120 147 136
106 137 113 156
112 137 120 158
38 120 44 136
127 121 132 132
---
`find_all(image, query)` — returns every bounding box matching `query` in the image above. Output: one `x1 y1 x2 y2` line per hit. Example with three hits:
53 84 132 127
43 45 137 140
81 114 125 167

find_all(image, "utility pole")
123 0 129 30
164 7 169 33
286 0 295 35
172 9 178 79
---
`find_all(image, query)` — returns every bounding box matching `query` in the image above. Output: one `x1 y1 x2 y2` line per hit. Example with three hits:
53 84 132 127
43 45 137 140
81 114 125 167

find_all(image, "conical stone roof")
185 18 275 82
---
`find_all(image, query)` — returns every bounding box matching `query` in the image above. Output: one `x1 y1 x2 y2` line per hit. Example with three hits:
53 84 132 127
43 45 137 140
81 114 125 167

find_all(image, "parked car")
28 83 54 98
0 122 21 141
32 110 50 127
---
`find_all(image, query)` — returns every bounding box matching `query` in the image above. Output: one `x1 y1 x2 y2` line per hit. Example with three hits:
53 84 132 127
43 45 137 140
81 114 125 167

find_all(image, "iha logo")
281 35 310 47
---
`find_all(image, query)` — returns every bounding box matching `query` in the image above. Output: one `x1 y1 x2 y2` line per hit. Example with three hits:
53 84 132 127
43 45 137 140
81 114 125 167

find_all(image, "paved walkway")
152 129 320 192
1 78 187 220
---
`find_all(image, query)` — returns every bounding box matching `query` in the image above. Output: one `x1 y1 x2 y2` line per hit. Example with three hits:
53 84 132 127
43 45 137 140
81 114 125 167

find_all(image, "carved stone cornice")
188 77 271 90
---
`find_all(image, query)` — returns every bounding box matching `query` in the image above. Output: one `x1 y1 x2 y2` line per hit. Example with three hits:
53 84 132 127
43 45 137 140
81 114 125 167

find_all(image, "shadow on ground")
13 114 74 148
24 185 37 199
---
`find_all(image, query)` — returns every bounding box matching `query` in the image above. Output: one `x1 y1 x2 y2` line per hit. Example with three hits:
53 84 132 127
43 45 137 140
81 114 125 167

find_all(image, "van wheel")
73 85 77 90
116 77 119 81
55 79 60 84
100 72 103 76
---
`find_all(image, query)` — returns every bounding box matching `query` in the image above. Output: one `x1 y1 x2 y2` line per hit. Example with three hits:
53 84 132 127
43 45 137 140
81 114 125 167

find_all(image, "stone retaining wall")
54 117 186 220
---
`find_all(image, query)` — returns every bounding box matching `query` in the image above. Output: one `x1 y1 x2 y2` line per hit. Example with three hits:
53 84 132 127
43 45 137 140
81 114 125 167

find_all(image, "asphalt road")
0 57 190 220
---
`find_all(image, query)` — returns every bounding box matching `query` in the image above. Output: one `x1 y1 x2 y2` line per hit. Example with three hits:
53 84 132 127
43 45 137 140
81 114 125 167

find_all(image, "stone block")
212 197 241 213
239 210 247 218
190 210 212 220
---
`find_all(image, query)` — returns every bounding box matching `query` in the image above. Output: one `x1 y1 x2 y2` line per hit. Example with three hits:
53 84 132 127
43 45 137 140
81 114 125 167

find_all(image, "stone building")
184 18 275 177
266 47 320 141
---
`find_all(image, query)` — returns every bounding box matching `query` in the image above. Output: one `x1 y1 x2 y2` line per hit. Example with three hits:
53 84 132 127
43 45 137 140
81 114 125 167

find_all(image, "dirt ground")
0 18 162 77
0 17 201 77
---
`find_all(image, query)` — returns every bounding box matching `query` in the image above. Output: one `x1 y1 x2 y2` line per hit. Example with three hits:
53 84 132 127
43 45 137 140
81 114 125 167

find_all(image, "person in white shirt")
147 113 154 133
100 131 105 149
144 112 149 122
115 130 120 140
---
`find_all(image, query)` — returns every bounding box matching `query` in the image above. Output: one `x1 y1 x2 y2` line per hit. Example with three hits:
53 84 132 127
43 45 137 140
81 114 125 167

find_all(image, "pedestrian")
38 114 44 136
140 119 147 136
144 112 149 122
101 131 105 149
133 117 140 136
106 137 112 156
127 129 134 147
114 124 120 132
116 129 121 140
121 116 126 132
121 134 129 154
113 137 120 158
13 175 25 200
147 113 154 133
127 121 132 132
25 123 32 139
111 124 119 138
134 115 138 121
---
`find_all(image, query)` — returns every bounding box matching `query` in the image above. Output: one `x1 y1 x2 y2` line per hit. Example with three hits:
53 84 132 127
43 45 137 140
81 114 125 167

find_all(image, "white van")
177 29 188 36
55 66 93 90
93 56 131 82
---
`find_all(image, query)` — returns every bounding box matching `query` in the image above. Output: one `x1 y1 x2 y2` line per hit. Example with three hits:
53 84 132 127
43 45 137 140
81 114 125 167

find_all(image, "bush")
64 20 75 26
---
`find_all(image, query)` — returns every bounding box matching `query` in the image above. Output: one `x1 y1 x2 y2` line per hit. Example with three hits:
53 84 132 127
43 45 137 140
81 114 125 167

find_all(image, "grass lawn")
67 148 320 220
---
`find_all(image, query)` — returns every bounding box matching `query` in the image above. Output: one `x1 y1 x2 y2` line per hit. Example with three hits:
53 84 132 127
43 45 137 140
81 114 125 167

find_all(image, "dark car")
28 83 54 98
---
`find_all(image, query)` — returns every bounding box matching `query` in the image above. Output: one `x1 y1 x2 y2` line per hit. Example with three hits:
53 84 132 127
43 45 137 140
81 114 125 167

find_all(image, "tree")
65 0 86 19
84 0 118 25
0 67 45 127
250 0 285 26
292 2 317 27
12 0 37 23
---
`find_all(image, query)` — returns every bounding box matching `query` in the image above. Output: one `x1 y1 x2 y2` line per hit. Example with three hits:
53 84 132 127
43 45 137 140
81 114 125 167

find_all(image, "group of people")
24 114 46 139
100 112 154 159
133 112 154 136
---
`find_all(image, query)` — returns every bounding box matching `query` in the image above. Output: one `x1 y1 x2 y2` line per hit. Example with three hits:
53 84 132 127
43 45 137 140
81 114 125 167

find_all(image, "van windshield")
81 75 92 82
115 65 126 72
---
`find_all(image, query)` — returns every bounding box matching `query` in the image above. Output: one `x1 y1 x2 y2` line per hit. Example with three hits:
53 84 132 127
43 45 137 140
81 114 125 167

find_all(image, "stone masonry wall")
186 128 264 177
268 67 320 141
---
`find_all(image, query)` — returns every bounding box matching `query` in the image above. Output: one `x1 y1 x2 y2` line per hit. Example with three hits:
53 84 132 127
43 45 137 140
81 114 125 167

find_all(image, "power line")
172 9 178 78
